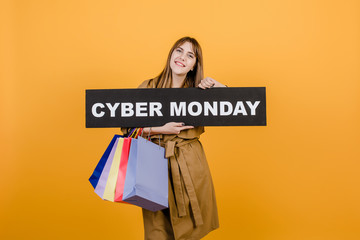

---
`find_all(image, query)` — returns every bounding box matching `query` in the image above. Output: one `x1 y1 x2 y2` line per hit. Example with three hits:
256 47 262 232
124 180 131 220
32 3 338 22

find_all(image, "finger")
175 122 185 127
205 77 213 82
208 79 215 86
206 78 215 85
198 83 206 89
179 126 194 131
205 77 216 87
204 82 213 88
205 77 214 84
199 80 209 88
207 82 215 88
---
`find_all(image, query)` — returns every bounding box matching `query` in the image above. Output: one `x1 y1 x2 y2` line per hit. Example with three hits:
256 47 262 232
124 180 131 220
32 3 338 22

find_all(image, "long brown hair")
148 37 204 88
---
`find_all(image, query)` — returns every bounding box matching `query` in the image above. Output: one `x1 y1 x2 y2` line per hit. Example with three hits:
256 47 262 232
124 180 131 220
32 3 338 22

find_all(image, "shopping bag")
89 135 120 189
94 136 122 199
122 136 168 212
102 137 124 201
114 137 132 202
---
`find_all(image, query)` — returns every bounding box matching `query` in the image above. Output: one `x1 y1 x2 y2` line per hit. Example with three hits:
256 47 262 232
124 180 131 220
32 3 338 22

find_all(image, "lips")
175 61 185 67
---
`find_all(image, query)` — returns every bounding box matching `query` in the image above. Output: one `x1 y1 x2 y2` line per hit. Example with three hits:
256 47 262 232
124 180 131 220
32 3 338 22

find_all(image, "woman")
123 37 226 240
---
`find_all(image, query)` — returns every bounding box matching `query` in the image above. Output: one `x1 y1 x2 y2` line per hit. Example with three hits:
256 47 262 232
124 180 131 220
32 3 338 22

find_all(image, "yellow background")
1 0 359 239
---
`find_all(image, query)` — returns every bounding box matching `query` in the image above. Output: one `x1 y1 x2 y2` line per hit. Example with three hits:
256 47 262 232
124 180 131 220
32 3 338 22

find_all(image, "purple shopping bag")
122 137 168 212
89 135 121 189
94 137 121 198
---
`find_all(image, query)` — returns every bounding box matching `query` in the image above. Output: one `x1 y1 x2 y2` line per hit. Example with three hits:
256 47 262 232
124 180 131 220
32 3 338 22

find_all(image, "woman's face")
170 41 196 77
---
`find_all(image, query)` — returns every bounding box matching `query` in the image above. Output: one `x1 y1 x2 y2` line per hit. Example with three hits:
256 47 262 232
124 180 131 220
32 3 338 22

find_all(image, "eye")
176 48 182 53
188 54 194 59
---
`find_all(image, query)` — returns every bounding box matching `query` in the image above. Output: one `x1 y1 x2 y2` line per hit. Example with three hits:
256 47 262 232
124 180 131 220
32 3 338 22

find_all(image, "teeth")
176 62 185 67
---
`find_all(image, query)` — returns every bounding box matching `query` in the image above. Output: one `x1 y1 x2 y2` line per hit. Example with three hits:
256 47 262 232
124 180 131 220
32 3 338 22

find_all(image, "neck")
171 73 186 88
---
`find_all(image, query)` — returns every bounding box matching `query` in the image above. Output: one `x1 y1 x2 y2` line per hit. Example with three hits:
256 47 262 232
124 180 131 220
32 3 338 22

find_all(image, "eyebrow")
177 47 195 55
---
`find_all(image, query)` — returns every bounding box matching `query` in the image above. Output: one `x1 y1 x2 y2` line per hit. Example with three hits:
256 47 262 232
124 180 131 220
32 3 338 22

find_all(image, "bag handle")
128 128 136 137
140 127 150 140
140 127 161 146
129 128 142 138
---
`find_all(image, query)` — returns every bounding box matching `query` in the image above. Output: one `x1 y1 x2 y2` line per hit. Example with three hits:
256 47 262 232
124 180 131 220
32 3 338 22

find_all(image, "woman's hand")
144 122 194 135
198 77 226 89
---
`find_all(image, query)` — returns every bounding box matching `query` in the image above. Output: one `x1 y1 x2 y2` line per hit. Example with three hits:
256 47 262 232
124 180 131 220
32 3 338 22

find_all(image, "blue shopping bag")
122 137 168 212
89 135 121 189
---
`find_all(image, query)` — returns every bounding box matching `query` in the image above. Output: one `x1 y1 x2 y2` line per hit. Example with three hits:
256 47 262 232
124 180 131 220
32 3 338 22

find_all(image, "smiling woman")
170 42 197 87
122 36 226 240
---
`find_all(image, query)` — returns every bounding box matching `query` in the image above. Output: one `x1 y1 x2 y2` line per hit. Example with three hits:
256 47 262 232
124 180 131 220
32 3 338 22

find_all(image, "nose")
179 52 186 60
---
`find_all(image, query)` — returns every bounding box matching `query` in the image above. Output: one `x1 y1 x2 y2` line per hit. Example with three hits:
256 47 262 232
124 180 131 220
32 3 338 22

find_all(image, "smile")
175 61 185 67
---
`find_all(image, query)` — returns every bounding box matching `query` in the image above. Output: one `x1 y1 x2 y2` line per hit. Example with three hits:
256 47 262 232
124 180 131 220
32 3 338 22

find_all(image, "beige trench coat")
123 80 219 240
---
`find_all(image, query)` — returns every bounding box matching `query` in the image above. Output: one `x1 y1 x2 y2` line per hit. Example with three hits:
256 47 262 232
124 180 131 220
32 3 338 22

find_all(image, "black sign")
86 87 266 127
